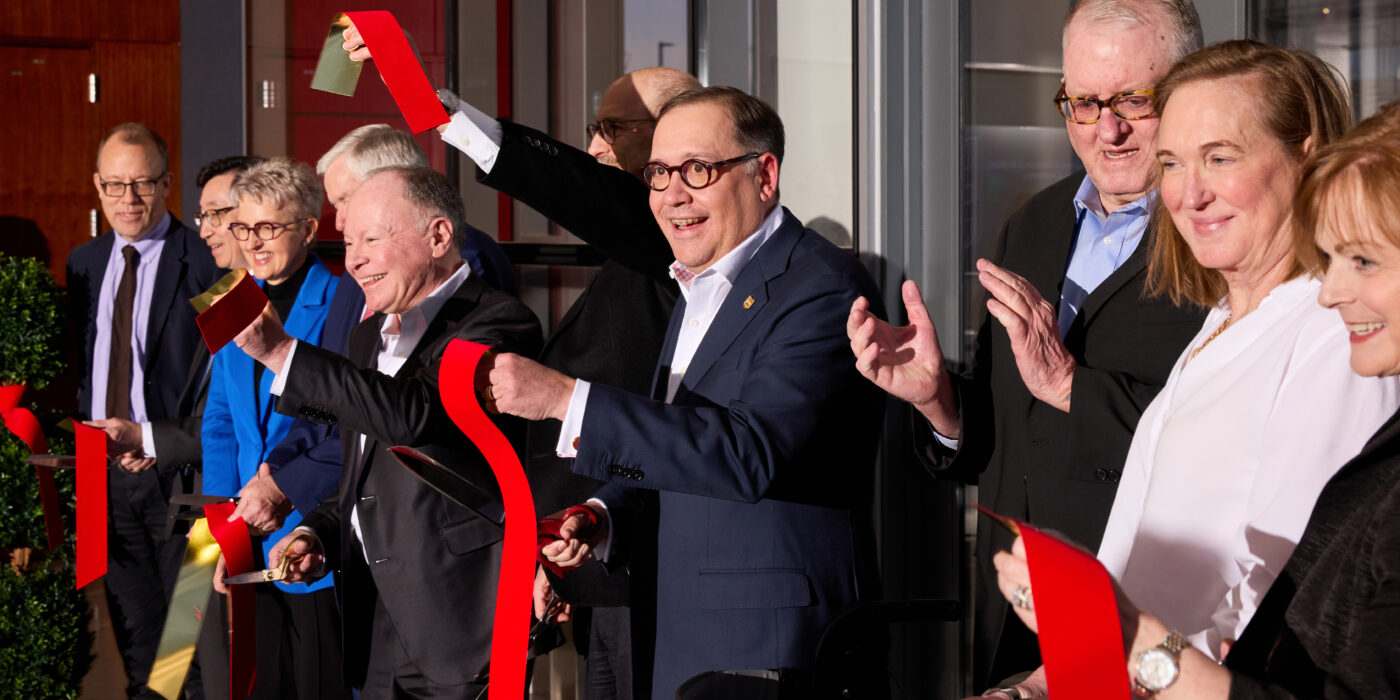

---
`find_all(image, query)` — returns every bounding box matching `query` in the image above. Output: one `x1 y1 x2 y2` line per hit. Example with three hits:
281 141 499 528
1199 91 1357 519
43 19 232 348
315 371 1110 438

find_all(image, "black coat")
916 174 1207 684
285 273 543 688
1227 407 1400 698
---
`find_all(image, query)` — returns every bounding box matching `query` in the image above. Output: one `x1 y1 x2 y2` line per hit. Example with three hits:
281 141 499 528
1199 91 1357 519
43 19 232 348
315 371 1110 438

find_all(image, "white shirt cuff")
933 427 959 451
554 380 592 458
268 339 300 397
140 422 157 459
586 498 613 563
439 105 503 174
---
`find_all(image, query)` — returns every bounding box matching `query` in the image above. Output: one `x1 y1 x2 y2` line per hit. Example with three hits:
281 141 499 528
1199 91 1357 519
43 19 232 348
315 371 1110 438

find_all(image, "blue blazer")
573 210 887 698
201 258 338 594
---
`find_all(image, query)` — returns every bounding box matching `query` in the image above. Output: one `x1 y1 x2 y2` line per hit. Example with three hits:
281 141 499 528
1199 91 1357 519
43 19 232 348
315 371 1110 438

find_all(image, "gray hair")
365 165 466 251
228 157 324 220
1063 0 1203 65
316 124 428 179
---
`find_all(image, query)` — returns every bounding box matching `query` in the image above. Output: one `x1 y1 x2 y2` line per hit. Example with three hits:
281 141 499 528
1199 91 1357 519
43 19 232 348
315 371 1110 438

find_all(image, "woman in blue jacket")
201 157 346 699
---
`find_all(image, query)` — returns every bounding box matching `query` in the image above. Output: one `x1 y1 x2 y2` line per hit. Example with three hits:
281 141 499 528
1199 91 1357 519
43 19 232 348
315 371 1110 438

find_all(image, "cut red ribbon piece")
439 339 536 700
537 504 600 577
1019 522 1131 698
194 271 268 354
0 385 61 551
343 11 449 133
75 421 107 589
204 502 257 699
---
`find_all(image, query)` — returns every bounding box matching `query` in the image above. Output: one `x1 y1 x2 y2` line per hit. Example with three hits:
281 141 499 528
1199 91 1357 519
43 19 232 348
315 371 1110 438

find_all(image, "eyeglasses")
194 206 234 229
1054 87 1156 124
641 154 761 191
585 118 656 144
98 174 167 198
228 218 311 241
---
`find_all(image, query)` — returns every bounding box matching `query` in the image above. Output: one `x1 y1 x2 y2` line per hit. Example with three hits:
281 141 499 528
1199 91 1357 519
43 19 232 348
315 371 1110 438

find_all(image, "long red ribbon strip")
0 385 60 552
75 422 107 589
1020 523 1131 698
204 502 257 699
438 339 535 698
343 11 449 134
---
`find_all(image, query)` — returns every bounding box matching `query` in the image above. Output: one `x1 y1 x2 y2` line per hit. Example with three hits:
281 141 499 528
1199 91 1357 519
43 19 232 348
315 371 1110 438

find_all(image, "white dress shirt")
283 262 472 565
1096 275 1400 658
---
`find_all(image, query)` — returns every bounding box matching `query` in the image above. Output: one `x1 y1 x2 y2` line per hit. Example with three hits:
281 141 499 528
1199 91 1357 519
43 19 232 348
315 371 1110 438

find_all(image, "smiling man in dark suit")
481 87 886 699
237 165 542 698
846 1 1211 695
65 122 221 700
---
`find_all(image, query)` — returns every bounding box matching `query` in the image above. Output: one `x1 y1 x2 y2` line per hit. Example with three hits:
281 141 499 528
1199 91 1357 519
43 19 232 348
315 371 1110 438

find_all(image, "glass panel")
776 0 855 247
1253 0 1400 117
963 0 1077 356
624 0 689 73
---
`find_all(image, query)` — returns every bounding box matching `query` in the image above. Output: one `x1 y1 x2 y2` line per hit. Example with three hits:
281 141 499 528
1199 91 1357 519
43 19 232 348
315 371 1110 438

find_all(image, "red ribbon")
343 11 449 134
1020 523 1131 698
195 272 268 354
204 502 257 699
537 504 599 577
75 422 107 589
0 385 61 552
438 339 535 699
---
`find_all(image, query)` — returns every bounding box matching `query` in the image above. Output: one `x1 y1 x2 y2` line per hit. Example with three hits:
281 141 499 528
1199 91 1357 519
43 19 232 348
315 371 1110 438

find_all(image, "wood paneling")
0 45 96 284
0 0 178 44
94 41 182 223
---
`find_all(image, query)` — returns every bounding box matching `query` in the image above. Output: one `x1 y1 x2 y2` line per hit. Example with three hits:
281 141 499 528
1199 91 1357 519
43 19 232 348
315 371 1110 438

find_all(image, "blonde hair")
229 157 324 220
1145 40 1351 307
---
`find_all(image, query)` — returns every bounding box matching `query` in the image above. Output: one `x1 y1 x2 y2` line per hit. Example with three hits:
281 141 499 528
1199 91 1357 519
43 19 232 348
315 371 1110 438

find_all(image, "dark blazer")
265 236 513 517
915 174 1207 685
65 217 222 422
283 273 543 688
1226 407 1400 698
571 210 886 699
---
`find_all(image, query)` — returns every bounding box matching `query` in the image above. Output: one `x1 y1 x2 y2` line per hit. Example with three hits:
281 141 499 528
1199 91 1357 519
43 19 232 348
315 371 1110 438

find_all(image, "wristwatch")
980 687 1021 699
1132 631 1188 697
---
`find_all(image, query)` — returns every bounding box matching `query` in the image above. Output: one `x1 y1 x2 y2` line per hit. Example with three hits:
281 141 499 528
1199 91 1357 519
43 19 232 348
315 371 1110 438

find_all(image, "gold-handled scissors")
222 532 315 585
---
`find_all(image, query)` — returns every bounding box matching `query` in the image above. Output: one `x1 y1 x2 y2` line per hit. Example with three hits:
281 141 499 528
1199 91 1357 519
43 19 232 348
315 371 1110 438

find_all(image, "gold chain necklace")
1190 313 1233 360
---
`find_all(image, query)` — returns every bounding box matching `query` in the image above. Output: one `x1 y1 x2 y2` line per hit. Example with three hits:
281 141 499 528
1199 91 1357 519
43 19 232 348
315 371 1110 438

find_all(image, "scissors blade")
223 569 282 585
26 454 77 469
388 446 502 530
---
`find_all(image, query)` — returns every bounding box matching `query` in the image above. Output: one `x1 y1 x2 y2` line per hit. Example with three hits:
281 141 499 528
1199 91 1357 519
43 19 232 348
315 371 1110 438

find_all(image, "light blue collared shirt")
1057 177 1151 337
90 212 173 421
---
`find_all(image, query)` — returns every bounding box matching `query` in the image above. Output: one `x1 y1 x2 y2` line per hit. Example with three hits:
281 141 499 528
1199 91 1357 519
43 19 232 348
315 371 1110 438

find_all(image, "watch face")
1137 648 1179 691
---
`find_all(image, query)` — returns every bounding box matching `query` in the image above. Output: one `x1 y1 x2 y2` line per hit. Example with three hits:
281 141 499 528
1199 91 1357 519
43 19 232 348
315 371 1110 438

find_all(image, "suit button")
548 145 558 155
1105 470 1121 483
608 466 621 476
1095 468 1109 481
632 471 644 480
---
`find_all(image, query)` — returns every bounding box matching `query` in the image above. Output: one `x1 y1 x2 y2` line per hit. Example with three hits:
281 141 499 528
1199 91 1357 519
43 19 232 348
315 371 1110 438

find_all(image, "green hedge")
0 256 66 389
0 562 90 700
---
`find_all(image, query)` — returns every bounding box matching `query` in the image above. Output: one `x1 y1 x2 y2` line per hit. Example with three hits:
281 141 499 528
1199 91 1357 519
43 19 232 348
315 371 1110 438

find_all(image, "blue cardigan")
201 258 338 594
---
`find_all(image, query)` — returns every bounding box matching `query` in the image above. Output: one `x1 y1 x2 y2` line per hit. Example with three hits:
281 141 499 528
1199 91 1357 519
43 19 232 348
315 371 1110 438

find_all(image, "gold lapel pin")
743 295 756 309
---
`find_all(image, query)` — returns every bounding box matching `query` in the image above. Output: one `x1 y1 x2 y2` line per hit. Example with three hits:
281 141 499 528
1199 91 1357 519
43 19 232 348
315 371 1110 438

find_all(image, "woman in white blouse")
1092 41 1400 663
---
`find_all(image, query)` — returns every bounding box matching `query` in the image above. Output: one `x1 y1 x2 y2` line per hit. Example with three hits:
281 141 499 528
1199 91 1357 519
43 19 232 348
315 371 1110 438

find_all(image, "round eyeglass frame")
228 217 313 241
1053 87 1156 124
641 153 762 191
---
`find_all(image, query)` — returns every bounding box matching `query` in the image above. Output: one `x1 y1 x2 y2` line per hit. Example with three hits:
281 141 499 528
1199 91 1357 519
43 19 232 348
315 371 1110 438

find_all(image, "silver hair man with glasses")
847 1 1211 696
66 122 221 700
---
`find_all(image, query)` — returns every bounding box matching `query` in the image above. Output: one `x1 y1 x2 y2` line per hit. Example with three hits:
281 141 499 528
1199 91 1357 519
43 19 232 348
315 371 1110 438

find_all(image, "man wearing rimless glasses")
65 122 221 700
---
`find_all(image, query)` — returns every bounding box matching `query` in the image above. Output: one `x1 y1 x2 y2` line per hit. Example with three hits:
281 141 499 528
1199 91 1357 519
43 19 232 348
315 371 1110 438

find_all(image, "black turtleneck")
255 256 313 388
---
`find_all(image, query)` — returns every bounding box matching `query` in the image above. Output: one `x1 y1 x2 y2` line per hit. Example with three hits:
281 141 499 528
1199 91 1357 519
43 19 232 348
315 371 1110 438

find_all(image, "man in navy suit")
483 87 886 699
65 122 221 700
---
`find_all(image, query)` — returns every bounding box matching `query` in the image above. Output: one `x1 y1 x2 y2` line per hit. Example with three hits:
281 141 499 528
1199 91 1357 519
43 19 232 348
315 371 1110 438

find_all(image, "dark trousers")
578 606 635 700
197 589 228 700
250 585 348 699
106 468 186 699
360 594 486 699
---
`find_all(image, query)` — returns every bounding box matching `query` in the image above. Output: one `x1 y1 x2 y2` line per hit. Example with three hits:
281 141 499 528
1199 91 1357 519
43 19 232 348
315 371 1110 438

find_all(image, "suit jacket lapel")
144 219 186 370
652 298 686 400
1024 197 1079 306
679 212 801 392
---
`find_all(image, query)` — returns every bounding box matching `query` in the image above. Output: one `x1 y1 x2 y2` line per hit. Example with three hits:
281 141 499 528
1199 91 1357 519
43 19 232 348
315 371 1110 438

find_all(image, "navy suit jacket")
573 209 886 698
65 217 221 422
